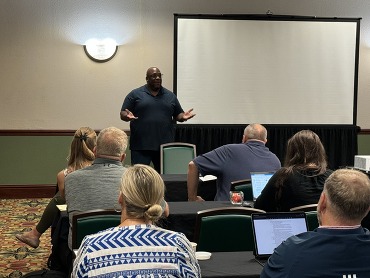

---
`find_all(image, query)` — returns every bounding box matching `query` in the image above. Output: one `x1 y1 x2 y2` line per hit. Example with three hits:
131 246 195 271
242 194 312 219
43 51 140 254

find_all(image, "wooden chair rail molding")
0 130 131 136
0 129 369 136
0 184 57 199
363 129 370 134
356 129 370 135
0 129 134 199
1 128 368 198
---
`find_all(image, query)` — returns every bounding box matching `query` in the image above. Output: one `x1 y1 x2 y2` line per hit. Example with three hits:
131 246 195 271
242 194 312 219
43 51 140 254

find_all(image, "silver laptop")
250 171 275 201
251 212 308 266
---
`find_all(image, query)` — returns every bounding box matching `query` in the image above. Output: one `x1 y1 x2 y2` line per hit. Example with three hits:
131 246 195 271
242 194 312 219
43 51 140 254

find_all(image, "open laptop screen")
250 172 275 201
251 212 308 259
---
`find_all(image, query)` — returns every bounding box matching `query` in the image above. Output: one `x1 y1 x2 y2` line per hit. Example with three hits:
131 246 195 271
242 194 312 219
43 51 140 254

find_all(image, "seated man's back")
65 127 128 250
188 124 281 201
262 227 370 277
261 168 370 278
66 158 124 213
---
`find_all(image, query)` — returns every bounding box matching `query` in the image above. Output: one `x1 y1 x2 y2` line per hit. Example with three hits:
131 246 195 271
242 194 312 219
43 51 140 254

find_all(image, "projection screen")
174 15 360 125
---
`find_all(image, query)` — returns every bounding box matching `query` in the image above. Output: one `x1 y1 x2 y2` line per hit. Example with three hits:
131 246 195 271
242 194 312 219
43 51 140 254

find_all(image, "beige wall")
0 0 369 130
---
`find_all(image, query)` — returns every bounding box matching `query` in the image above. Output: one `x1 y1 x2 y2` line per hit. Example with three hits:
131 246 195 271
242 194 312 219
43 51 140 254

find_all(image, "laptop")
250 171 275 201
251 212 308 266
241 171 274 207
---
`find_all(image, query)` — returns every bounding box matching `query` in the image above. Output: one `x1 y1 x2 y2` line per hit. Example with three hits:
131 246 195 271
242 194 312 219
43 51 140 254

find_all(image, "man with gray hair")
187 123 281 201
261 168 370 278
65 127 128 250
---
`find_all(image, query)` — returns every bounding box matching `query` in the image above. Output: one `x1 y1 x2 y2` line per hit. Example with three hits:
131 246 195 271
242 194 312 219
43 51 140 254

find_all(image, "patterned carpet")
0 199 52 278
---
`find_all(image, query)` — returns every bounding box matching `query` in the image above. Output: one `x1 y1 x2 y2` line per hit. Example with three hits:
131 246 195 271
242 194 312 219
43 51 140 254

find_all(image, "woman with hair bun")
73 164 200 278
16 127 97 248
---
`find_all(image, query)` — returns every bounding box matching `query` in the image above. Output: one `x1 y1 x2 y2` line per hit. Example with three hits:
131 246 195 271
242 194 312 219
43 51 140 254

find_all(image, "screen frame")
173 14 361 125
251 211 308 258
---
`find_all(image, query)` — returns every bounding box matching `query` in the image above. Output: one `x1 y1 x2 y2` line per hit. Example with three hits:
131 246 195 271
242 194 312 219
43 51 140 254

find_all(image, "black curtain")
174 124 359 170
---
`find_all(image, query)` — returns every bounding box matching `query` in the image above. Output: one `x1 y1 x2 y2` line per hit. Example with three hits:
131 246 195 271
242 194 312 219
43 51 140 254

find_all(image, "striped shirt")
72 224 200 278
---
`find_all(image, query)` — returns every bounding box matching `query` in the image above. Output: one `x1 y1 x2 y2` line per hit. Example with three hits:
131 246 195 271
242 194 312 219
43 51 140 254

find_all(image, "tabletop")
162 174 217 202
160 201 234 241
199 251 263 278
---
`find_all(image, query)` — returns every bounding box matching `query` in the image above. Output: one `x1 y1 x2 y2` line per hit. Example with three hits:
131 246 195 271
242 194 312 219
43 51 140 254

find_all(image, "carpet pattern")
0 199 52 278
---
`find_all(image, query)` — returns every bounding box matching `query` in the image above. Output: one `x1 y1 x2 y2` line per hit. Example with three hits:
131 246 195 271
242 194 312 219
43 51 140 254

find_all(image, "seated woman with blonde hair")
16 127 96 248
73 164 200 278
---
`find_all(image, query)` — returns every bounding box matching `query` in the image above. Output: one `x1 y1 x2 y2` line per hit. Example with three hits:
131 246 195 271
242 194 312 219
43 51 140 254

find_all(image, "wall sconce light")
83 38 118 63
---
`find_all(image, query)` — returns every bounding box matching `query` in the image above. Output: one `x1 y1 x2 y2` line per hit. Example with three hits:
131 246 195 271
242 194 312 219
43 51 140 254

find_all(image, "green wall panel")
0 136 131 185
0 136 71 184
358 134 370 155
0 134 368 185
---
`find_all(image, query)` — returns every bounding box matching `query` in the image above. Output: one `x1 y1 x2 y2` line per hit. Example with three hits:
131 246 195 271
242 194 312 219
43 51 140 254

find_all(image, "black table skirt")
162 174 216 202
159 201 232 241
175 124 358 170
51 203 257 276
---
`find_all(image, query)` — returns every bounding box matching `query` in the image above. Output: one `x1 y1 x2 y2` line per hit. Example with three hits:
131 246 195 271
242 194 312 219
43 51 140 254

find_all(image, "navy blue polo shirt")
193 140 281 201
261 227 370 277
121 85 184 151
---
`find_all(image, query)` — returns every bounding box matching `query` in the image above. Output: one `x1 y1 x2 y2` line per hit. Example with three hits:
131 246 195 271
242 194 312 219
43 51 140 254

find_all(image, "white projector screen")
174 15 360 125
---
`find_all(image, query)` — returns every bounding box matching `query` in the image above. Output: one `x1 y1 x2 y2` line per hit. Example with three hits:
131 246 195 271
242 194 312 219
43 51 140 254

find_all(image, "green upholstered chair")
290 204 319 231
193 207 265 252
230 179 253 201
290 204 318 212
361 211 370 230
71 209 121 249
160 142 196 174
305 211 319 231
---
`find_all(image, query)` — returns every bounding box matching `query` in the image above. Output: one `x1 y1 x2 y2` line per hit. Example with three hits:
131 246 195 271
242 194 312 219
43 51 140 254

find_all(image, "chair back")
71 209 121 249
289 204 318 231
305 211 319 231
361 211 370 230
230 179 252 201
194 207 265 252
290 204 318 212
160 142 196 174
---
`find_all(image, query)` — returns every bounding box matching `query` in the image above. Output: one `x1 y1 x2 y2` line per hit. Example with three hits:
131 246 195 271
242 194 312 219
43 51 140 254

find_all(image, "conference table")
51 201 255 275
54 201 235 246
159 201 233 241
165 202 265 277
161 174 217 202
199 251 263 278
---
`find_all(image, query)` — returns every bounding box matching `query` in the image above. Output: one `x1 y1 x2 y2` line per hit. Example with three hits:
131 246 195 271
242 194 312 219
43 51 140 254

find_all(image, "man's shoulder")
281 228 370 249
272 232 316 258
214 143 245 154
196 144 231 158
65 163 124 183
245 140 270 149
246 141 280 160
65 166 92 181
161 86 174 94
130 85 147 94
68 163 99 174
223 142 267 153
196 143 251 158
286 231 316 244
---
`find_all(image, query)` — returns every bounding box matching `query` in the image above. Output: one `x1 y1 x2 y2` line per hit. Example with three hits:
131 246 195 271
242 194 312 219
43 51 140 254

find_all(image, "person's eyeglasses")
148 73 163 79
